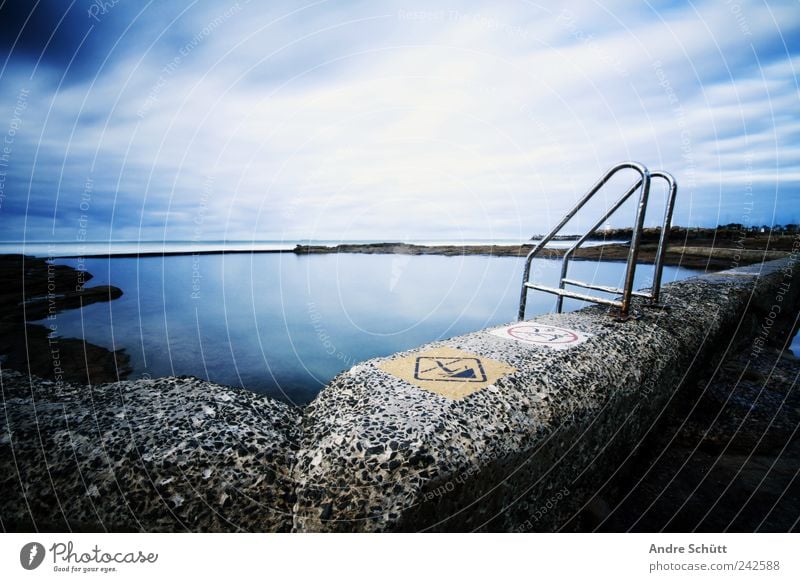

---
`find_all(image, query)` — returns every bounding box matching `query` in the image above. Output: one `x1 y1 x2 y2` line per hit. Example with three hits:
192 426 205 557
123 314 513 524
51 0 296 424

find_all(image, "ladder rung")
524 283 624 307
561 278 653 299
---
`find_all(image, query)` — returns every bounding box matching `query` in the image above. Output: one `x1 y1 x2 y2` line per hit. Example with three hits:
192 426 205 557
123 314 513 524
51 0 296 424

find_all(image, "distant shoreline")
1 227 793 270
6 239 783 271
51 248 291 259
291 242 789 270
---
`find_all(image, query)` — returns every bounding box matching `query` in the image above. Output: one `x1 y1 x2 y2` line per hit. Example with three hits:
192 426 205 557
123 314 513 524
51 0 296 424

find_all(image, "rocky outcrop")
293 242 788 270
0 255 128 383
592 345 800 532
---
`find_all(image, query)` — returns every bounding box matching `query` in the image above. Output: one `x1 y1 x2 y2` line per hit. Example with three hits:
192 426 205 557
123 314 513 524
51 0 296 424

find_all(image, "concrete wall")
1 375 300 532
292 256 800 531
2 256 798 532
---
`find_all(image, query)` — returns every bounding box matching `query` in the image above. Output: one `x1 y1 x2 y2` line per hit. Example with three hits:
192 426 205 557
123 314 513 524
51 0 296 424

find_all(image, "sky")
0 0 798 243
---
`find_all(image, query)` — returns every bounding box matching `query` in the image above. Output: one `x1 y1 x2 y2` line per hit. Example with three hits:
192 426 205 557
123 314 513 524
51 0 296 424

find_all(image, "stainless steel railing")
518 162 678 320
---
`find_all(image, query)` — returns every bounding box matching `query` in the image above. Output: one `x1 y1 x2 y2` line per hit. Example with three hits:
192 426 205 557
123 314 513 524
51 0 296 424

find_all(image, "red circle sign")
505 324 580 345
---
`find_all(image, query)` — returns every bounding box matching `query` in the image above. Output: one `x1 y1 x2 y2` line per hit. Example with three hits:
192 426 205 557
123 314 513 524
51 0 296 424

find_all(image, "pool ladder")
518 161 678 320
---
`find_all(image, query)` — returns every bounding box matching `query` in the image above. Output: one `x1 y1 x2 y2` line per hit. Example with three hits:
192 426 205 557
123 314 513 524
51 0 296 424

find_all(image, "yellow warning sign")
378 346 516 400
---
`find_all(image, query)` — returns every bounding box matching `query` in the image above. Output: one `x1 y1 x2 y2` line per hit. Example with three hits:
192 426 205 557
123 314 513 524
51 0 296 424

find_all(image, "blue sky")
0 0 797 242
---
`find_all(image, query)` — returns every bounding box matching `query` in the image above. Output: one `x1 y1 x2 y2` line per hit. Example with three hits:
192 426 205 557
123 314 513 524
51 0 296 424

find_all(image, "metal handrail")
556 177 645 313
648 171 678 304
555 171 678 311
518 162 678 320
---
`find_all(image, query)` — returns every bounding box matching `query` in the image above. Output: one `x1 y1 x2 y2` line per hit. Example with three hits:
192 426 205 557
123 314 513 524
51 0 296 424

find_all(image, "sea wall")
0 375 300 532
2 256 798 532
291 256 800 531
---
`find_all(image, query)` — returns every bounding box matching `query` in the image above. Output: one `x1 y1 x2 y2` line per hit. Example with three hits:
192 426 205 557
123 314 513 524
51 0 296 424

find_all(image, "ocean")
18 246 701 405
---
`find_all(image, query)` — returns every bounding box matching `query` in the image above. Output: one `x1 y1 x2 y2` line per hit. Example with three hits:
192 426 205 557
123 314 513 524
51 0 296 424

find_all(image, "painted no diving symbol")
489 323 592 350
414 356 487 383
377 346 516 400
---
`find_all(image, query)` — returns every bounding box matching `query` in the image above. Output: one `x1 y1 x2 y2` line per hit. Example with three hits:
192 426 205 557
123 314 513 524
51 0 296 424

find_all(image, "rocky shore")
0 254 128 384
293 242 789 270
591 327 800 532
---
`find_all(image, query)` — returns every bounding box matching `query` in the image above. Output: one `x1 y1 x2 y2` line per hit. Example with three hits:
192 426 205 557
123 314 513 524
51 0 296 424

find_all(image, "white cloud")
1 0 797 240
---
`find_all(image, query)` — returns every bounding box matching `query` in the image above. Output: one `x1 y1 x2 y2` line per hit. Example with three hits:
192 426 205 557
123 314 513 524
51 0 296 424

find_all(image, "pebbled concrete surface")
0 374 300 532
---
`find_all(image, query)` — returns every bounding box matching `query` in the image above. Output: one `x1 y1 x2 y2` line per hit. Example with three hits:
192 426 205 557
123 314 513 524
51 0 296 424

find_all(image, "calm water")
43 253 698 405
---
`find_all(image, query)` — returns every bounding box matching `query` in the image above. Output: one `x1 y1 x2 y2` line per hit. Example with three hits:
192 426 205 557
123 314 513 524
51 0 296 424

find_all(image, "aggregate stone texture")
0 373 300 532
292 258 799 532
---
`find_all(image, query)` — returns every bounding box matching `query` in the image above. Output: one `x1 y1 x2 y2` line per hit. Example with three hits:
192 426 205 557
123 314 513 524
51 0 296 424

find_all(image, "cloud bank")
0 0 797 242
